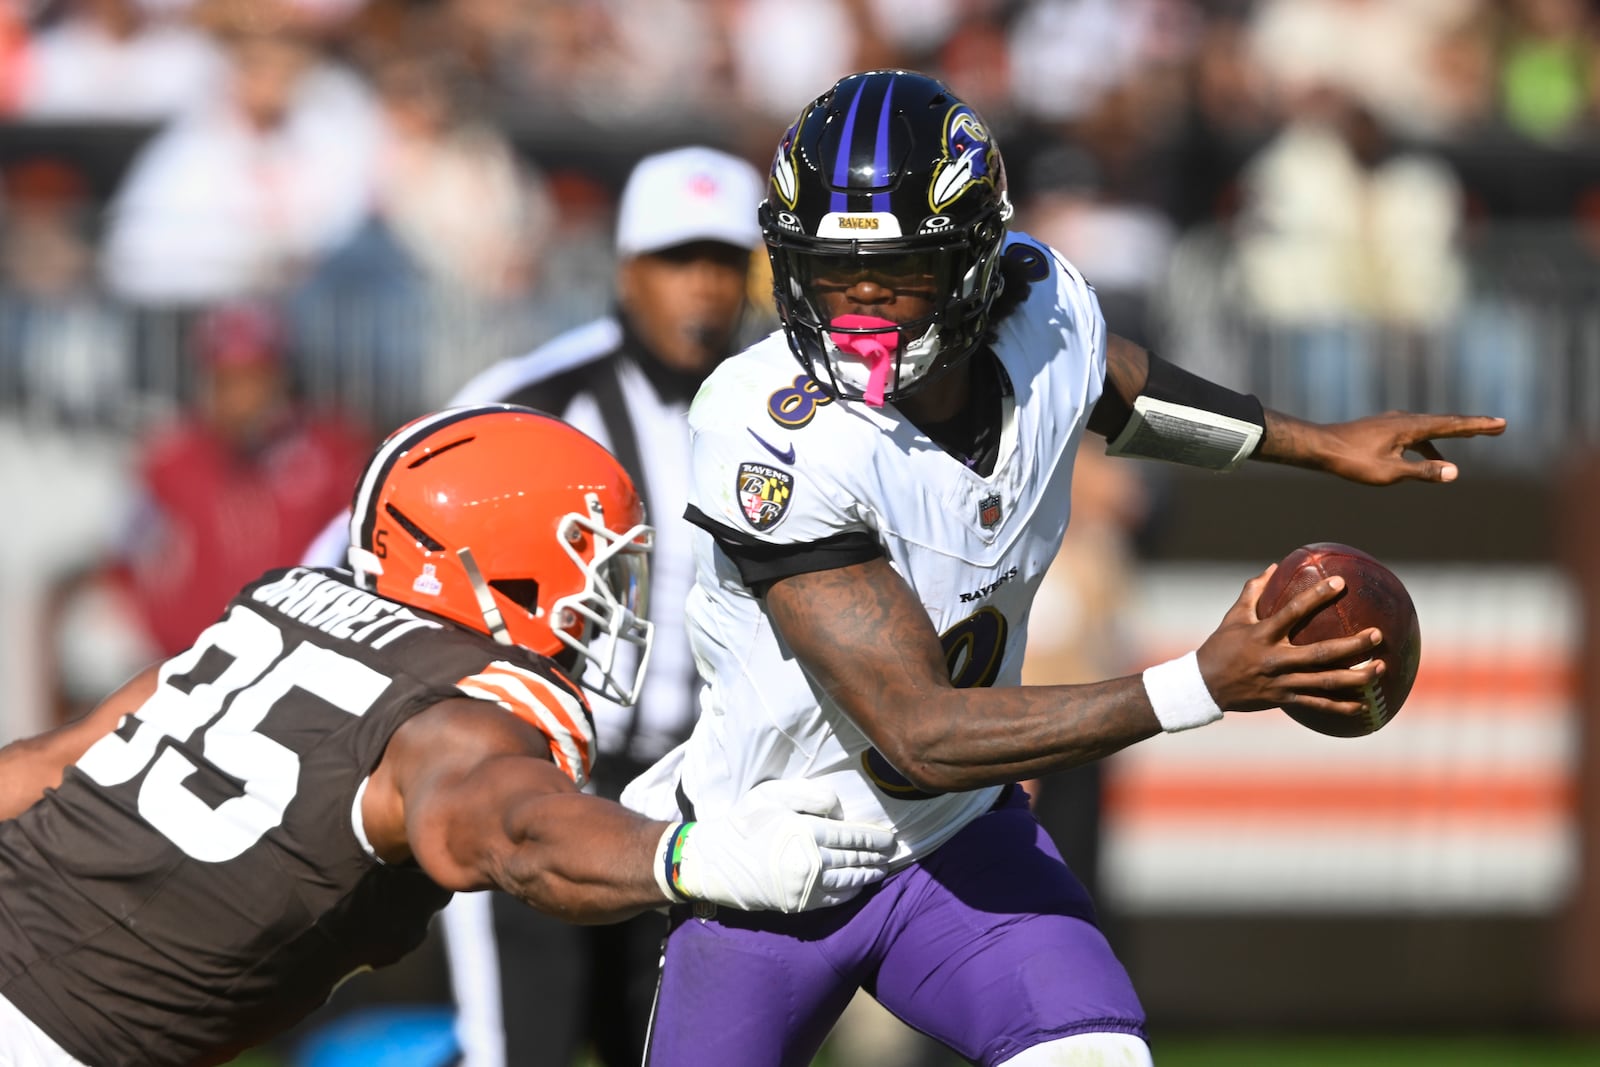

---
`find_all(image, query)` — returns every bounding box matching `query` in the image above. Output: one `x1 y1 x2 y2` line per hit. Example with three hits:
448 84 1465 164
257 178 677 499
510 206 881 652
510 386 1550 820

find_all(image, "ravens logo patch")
737 462 794 531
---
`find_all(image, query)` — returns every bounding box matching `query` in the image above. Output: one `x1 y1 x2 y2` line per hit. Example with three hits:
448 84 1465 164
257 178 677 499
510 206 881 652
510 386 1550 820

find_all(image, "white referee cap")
615 146 764 257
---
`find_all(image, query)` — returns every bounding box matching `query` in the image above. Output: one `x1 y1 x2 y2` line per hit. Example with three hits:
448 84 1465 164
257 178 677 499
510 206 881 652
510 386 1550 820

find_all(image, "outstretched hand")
1297 411 1507 486
672 779 895 914
1195 565 1384 721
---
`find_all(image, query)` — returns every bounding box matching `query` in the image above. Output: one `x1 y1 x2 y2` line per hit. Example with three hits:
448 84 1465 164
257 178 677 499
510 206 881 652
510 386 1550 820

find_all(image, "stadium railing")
1154 223 1600 472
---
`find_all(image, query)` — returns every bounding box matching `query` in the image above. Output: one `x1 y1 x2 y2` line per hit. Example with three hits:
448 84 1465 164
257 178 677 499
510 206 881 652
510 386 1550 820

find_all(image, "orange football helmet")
346 404 655 703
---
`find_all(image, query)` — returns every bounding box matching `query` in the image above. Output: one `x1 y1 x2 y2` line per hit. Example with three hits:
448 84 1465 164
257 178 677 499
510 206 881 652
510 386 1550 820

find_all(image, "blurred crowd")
0 7 1591 1056
0 0 1597 435
13 0 1600 149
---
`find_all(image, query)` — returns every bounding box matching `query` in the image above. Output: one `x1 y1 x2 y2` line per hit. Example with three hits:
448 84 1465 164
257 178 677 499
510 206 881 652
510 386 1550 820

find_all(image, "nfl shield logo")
978 493 1002 530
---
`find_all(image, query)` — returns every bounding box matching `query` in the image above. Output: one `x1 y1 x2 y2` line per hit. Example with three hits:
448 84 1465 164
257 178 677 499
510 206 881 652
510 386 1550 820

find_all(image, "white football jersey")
622 233 1107 865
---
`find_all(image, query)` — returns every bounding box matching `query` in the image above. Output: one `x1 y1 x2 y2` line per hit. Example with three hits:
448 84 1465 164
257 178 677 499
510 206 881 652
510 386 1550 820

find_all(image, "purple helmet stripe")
871 74 896 212
830 79 866 213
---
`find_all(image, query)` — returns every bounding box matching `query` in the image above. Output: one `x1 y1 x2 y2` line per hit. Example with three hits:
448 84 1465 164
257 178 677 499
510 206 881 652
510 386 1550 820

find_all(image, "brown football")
1254 542 1422 737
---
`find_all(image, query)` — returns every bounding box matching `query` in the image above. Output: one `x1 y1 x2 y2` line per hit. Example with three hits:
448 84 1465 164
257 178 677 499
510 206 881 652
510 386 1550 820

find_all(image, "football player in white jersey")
622 71 1506 1067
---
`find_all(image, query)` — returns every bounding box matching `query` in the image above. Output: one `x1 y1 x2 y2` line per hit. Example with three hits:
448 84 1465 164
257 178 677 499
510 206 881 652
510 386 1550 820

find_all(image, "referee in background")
433 146 765 1067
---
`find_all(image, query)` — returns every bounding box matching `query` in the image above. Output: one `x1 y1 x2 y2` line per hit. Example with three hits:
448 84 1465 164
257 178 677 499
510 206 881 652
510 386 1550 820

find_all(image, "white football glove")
654 779 895 913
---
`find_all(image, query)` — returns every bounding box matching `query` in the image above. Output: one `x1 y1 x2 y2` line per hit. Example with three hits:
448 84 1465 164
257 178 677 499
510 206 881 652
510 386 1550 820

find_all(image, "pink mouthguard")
828 315 899 407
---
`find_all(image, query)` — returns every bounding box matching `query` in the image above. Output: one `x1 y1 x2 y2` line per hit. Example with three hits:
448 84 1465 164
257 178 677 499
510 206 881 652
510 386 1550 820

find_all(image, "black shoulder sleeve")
683 505 882 596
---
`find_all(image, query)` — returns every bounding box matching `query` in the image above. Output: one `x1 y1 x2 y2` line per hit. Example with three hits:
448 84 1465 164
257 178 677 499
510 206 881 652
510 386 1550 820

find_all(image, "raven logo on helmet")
770 116 802 210
929 107 998 213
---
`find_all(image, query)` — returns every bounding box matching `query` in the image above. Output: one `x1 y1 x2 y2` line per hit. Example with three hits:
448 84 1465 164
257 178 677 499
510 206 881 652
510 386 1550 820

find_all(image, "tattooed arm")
762 556 1379 793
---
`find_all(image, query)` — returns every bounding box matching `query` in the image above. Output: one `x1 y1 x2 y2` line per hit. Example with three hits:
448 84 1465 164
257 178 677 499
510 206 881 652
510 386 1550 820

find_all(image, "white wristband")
1143 651 1223 732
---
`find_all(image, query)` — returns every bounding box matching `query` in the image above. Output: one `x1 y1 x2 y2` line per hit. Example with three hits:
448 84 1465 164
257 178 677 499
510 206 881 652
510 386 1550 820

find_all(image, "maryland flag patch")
737 462 794 531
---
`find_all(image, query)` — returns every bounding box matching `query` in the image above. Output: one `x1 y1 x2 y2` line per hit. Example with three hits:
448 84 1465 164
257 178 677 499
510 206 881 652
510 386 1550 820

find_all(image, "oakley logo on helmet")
774 211 803 233
919 215 953 233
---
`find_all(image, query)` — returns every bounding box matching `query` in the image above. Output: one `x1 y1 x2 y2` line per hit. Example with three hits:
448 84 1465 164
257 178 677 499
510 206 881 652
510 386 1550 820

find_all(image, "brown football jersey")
0 567 592 1066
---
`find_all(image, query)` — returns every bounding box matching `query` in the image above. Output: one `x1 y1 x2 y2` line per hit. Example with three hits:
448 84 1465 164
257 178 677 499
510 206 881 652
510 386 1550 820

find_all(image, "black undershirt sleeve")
683 504 883 596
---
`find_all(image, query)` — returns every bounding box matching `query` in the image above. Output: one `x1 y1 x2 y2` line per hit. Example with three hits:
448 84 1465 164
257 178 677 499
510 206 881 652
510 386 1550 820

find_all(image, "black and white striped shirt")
302 313 718 783
447 314 708 783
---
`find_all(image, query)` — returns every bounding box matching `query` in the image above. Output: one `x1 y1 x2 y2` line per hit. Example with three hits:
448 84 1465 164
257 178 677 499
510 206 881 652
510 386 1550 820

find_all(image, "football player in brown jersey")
0 404 893 1067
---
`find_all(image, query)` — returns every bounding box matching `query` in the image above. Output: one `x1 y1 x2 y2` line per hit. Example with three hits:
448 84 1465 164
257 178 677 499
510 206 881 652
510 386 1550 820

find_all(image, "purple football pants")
644 787 1146 1067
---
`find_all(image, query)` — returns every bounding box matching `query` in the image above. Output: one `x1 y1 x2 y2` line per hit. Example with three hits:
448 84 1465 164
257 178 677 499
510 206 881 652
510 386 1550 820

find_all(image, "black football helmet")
759 70 1013 406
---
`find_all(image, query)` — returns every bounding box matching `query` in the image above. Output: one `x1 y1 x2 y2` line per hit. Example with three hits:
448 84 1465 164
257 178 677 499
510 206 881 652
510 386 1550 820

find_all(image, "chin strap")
457 546 512 646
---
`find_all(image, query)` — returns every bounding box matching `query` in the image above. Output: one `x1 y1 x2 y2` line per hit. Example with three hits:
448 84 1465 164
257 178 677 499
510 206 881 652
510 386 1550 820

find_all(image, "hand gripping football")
1254 542 1422 737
